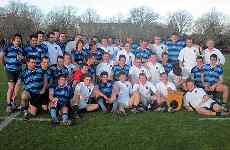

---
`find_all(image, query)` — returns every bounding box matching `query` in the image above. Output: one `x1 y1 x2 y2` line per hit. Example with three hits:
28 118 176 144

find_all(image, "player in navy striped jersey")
3 34 24 113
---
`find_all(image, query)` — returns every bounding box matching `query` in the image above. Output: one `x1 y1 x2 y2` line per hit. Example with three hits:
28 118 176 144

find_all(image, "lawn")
0 55 230 150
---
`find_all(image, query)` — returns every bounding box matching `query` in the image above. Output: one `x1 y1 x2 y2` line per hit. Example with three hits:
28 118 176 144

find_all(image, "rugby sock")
62 112 68 122
98 99 107 112
50 107 57 121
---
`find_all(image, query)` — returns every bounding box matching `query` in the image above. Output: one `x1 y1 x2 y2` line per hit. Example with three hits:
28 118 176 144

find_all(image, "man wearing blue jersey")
36 31 48 57
131 40 151 63
204 54 229 105
3 34 24 113
191 56 205 88
166 32 185 64
20 56 47 117
49 75 73 127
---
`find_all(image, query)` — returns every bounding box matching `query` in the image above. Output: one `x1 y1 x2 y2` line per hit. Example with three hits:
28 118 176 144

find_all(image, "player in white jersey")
185 79 228 116
149 36 167 61
96 52 113 78
129 56 150 84
116 42 135 66
145 52 165 84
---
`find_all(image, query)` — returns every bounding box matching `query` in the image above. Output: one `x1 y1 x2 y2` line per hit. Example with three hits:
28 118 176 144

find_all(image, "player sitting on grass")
111 71 133 115
96 71 113 112
131 73 160 112
185 79 228 116
20 56 48 118
49 74 73 127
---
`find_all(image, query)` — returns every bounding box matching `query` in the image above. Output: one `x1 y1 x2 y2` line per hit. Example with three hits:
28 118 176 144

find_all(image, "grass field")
0 56 230 150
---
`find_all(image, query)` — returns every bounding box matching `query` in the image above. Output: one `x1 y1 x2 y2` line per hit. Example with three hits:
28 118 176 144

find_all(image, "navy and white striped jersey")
23 46 43 67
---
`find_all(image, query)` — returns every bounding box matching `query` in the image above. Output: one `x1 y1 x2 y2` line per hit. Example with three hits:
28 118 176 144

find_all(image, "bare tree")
167 10 193 34
80 8 100 23
127 6 159 26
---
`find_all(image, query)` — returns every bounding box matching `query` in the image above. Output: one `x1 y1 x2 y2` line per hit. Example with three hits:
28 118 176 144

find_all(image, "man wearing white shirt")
149 36 167 61
96 52 113 78
204 39 225 65
116 43 135 66
145 53 165 84
129 57 150 84
65 33 81 53
43 32 63 65
178 37 199 75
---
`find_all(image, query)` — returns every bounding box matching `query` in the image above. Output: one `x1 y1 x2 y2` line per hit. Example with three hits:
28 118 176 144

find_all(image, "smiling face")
12 36 22 47
139 74 147 84
30 37 38 47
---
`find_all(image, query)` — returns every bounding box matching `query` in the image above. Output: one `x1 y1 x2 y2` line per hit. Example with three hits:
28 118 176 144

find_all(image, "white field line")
0 112 20 131
198 118 230 121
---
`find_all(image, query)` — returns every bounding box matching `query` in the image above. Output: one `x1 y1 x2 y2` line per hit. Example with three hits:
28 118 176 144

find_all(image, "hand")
50 98 58 107
40 89 46 95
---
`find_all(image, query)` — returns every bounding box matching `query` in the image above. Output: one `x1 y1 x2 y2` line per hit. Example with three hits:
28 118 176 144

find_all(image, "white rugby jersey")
75 82 94 100
133 81 157 98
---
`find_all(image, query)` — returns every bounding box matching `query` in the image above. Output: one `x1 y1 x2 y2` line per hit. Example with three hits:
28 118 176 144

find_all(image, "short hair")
100 71 109 77
41 56 49 61
48 32 55 38
26 55 35 62
186 36 193 41
89 41 97 47
30 33 38 39
135 56 141 60
36 31 45 35
64 52 71 57
162 52 168 57
119 71 126 77
82 74 92 80
11 33 22 41
76 39 84 47
185 78 193 85
139 73 147 78
118 55 126 60
196 55 203 60
210 54 218 59
160 72 168 76
172 32 178 36
52 29 59 33
57 74 67 80
57 55 64 60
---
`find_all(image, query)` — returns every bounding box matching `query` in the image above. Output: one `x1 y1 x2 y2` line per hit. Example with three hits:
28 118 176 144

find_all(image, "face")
139 75 147 84
37 34 44 43
103 54 110 62
108 38 113 44
171 35 177 43
101 75 108 83
82 66 88 73
149 55 157 63
160 74 168 82
49 34 56 43
154 36 161 45
127 37 133 44
75 34 81 41
30 37 38 47
41 58 49 69
162 54 168 62
58 77 66 87
186 39 193 47
124 43 130 51
59 34 66 42
196 58 203 66
210 57 217 65
141 41 148 48
77 42 83 49
87 57 94 65
27 59 36 69
119 57 126 66
119 74 126 81
57 58 64 67
54 32 59 41
186 81 194 91
13 36 21 47
84 77 91 86
134 58 141 67
64 55 71 64
101 38 107 46
206 40 214 49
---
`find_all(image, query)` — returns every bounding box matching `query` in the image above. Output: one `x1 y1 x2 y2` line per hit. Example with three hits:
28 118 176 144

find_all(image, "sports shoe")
60 120 72 126
130 107 139 113
136 106 145 112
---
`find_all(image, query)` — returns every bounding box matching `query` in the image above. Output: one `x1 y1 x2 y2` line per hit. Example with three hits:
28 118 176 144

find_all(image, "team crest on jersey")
146 86 149 90
195 90 197 93
156 66 158 70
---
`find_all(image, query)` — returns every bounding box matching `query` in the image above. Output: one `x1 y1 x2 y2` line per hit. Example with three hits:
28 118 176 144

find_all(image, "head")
154 36 161 45
206 39 215 50
140 40 148 49
36 31 45 43
83 74 92 86
186 37 193 48
76 39 84 50
148 53 157 64
210 54 218 66
134 57 142 67
82 64 89 74
139 73 147 84
89 41 97 50
11 33 22 47
186 79 195 92
160 72 168 83
196 56 204 67
126 37 133 44
102 52 110 62
118 55 126 66
48 32 56 43
41 56 49 69
29 34 38 47
57 55 64 67
74 33 81 42
124 42 131 51
100 71 109 83
173 62 182 76
59 32 66 42
64 53 72 65
57 75 66 87
86 55 95 65
26 56 36 70
107 37 113 45
101 37 108 47
118 71 126 82
162 52 168 63
53 29 60 41
171 32 178 43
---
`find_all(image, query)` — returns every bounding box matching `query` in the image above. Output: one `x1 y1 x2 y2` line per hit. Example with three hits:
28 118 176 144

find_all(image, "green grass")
0 56 230 150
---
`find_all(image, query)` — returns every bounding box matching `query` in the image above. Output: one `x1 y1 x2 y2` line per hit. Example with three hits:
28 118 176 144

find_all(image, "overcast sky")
1 0 230 20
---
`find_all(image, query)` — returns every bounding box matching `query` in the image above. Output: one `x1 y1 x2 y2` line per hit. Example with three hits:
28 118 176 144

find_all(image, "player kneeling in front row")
131 73 160 112
184 79 228 116
49 75 73 127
